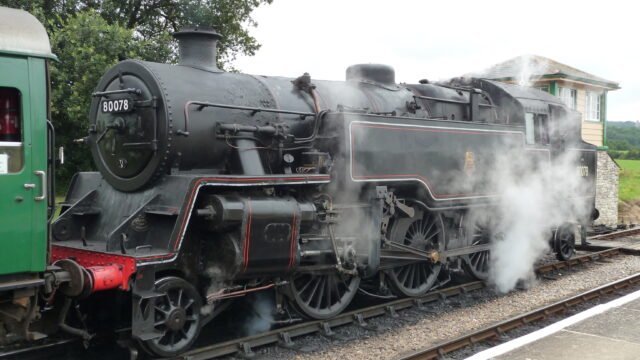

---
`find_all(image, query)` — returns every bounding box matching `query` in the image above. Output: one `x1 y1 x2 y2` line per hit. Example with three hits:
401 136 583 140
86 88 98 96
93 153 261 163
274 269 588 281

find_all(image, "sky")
234 0 638 121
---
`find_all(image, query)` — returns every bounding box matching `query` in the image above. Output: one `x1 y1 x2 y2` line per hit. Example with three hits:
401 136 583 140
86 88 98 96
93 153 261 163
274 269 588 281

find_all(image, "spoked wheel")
140 277 203 358
387 202 444 297
288 272 360 319
462 223 492 280
554 223 576 261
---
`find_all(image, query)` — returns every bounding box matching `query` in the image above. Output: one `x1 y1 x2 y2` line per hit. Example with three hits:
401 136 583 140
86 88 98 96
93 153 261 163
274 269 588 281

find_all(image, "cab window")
0 87 24 173
525 113 549 145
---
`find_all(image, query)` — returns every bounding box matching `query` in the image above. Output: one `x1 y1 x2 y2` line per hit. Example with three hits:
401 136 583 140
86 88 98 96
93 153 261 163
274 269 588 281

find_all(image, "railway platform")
467 287 640 360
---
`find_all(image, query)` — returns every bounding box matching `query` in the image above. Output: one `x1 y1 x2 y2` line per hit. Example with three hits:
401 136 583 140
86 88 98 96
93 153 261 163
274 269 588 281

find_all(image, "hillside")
618 160 640 224
607 121 640 159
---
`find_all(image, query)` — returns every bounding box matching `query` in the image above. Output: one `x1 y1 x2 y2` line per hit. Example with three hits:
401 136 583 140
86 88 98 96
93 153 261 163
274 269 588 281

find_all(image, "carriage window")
0 87 23 174
524 113 549 145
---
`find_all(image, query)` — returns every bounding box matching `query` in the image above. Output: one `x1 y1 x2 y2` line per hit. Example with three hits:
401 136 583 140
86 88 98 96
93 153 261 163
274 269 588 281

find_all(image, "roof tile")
470 55 619 89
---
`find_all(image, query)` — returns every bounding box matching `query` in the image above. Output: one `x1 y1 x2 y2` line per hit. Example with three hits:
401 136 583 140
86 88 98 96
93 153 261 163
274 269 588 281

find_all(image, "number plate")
101 98 133 113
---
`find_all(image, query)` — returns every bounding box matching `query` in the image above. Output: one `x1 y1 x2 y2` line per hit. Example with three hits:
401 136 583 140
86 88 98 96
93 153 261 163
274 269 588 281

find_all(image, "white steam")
469 147 590 293
242 292 275 335
515 55 550 87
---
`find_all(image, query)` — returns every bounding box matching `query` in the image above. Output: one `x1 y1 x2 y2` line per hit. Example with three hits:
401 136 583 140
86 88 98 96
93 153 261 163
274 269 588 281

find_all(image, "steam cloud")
459 55 589 293
515 54 550 87
467 144 590 293
242 292 275 336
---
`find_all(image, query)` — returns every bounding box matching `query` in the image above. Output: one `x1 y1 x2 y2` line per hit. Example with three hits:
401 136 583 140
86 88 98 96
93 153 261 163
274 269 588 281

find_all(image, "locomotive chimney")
173 27 222 72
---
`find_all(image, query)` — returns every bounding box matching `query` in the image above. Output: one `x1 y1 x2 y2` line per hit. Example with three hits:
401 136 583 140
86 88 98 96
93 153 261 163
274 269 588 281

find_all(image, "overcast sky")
234 0 638 121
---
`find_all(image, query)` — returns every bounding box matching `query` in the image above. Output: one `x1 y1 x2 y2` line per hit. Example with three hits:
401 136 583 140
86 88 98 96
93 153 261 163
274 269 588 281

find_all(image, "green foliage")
3 0 271 67
608 122 640 149
609 139 632 151
607 122 640 160
617 160 640 202
49 11 140 184
0 0 272 190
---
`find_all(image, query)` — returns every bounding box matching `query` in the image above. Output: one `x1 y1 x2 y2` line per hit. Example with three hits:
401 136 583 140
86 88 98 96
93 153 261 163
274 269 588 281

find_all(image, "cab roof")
0 6 56 60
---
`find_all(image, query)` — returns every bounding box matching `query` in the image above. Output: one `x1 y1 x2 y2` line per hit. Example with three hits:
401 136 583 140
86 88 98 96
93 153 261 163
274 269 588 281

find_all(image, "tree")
1 0 272 189
3 1 271 67
609 139 632 151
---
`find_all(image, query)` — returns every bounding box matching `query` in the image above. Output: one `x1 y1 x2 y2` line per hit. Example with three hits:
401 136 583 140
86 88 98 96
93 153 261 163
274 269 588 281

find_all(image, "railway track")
0 339 76 359
585 226 640 242
167 247 626 360
0 246 632 360
396 271 640 360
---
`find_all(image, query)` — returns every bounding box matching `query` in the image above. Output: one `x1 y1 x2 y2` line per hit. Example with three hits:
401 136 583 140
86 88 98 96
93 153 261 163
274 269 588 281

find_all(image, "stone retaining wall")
594 150 619 227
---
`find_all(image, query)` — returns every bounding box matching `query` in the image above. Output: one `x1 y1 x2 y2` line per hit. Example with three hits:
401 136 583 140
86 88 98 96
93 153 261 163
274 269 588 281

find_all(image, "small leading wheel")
288 272 360 319
140 277 203 358
554 224 576 261
387 202 444 297
462 223 492 280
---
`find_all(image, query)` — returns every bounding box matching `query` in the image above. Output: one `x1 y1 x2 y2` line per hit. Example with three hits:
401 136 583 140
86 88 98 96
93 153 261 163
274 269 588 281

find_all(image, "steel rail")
168 247 625 360
0 338 78 359
395 271 640 360
536 247 621 273
0 247 630 360
588 226 640 241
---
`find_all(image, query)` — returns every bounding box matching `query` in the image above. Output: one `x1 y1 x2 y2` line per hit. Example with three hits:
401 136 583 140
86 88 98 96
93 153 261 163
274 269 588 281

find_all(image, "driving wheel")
387 202 444 297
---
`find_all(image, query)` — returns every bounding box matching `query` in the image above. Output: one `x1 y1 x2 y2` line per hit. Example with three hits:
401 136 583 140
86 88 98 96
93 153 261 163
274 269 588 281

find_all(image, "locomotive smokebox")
346 64 396 85
173 27 222 72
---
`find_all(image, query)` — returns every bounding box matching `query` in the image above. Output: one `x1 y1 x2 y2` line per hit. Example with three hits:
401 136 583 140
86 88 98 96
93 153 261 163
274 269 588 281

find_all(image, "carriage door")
0 56 43 275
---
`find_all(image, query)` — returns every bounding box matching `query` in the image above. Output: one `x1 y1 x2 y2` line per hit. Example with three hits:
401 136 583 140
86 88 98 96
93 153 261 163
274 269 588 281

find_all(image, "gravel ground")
247 255 640 360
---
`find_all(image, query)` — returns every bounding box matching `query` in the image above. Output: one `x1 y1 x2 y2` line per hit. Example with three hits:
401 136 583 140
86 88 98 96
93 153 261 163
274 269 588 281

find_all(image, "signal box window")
534 85 549 93
0 87 23 174
525 113 549 145
558 87 577 110
585 91 601 121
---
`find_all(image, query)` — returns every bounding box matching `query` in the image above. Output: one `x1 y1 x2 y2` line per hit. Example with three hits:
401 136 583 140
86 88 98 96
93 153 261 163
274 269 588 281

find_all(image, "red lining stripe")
242 198 253 271
353 123 522 136
289 211 297 269
352 174 496 197
137 175 329 263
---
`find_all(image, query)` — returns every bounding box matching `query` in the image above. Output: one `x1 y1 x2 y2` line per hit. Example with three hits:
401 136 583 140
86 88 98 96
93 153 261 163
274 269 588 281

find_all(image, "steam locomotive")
0 7 597 357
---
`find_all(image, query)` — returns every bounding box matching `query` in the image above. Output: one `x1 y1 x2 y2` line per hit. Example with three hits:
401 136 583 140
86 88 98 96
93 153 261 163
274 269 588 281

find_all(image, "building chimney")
173 27 222 72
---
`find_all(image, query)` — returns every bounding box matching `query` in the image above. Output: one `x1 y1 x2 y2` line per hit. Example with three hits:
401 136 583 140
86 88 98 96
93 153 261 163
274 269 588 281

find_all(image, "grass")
617 159 640 202
54 195 65 219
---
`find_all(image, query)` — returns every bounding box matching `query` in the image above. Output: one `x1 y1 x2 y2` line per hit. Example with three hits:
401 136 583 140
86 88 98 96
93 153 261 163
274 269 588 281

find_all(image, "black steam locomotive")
50 28 597 356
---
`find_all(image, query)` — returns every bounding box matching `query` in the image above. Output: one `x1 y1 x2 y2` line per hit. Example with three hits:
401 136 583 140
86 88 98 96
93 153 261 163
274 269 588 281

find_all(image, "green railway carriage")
0 6 57 341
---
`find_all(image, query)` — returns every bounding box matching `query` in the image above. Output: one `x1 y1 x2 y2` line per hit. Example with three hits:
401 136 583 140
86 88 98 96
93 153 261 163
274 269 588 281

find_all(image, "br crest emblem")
464 151 475 176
